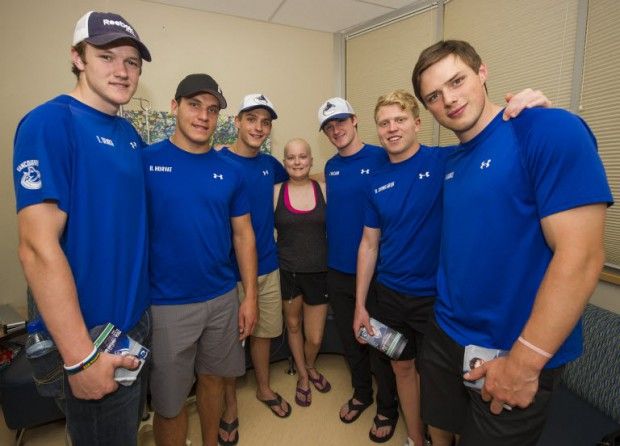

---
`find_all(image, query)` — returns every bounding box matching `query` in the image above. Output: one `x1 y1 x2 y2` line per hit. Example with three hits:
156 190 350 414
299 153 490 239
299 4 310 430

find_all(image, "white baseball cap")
238 93 277 119
318 97 355 130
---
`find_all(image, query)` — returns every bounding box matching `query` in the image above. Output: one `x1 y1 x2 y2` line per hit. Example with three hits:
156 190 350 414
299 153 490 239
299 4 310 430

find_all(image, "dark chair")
0 347 65 445
537 304 620 446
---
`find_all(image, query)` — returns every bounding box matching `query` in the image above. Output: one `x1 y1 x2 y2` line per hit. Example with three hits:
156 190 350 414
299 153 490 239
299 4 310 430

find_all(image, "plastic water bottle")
25 318 56 358
358 317 408 359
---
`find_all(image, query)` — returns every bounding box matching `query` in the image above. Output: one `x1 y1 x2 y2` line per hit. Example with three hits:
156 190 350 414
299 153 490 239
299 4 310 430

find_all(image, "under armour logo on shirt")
213 173 223 180
480 159 492 169
262 170 269 176
360 169 370 175
418 171 430 179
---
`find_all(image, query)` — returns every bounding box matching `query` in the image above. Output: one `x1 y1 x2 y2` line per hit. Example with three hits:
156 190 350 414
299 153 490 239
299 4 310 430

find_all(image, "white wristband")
63 346 98 371
517 336 553 359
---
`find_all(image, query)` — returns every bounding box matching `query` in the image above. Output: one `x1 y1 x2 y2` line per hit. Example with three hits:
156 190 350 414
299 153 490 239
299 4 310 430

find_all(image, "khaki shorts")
238 269 283 338
150 289 245 417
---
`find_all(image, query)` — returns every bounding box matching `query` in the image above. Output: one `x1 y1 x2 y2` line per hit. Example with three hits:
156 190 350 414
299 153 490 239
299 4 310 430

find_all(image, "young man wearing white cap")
144 74 258 446
319 97 401 442
219 94 290 445
13 11 151 445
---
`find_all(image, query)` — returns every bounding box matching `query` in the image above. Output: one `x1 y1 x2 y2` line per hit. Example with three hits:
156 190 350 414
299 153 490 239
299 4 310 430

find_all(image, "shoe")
369 414 398 443
307 367 332 393
257 393 292 418
295 383 312 407
217 417 239 446
339 398 373 424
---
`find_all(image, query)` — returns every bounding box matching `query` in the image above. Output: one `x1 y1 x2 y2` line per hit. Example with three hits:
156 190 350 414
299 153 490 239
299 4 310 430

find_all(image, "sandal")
369 414 398 443
295 383 312 407
339 398 372 424
217 417 239 446
257 393 292 418
307 367 331 393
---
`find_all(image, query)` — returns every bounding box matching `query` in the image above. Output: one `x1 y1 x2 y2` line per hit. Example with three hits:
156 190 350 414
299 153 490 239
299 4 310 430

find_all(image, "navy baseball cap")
73 11 151 62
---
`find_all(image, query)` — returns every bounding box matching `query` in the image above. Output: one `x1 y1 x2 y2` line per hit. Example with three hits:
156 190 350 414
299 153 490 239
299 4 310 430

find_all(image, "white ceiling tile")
273 0 393 32
360 0 416 8
141 0 283 22
141 0 418 32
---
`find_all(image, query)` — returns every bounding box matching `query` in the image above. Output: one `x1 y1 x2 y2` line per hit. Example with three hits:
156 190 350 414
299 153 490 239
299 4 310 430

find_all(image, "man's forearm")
233 232 258 302
511 204 606 369
355 233 379 309
512 244 604 369
19 242 93 365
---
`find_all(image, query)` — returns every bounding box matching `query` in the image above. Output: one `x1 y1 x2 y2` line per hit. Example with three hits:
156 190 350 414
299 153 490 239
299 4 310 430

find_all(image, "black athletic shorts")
418 314 563 446
372 282 434 361
280 270 328 306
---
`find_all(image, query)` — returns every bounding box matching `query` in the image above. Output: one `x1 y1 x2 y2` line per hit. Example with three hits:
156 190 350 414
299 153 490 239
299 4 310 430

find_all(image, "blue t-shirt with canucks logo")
13 95 149 332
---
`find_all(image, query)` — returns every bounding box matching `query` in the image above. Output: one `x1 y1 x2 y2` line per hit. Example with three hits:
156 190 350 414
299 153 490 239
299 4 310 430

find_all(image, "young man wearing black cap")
144 74 258 446
13 11 151 445
219 94 291 443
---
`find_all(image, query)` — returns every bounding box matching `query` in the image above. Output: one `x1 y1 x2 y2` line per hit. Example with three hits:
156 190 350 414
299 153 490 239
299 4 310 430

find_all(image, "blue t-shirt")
325 144 389 274
365 145 453 296
13 95 149 332
143 140 250 305
219 147 288 277
436 108 613 368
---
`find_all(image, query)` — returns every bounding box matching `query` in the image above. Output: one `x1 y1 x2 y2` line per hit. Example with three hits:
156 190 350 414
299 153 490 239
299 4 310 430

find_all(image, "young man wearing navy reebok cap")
13 11 151 445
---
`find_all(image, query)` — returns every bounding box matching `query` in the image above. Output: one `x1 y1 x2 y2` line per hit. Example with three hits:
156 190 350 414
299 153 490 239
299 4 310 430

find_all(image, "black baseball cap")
174 74 227 109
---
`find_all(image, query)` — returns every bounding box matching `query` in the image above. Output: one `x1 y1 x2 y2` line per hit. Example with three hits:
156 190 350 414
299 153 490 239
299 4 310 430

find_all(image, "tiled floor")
1 354 407 445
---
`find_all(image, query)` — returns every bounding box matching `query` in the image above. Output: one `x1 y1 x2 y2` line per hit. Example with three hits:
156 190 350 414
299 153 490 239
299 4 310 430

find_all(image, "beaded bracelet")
63 346 101 375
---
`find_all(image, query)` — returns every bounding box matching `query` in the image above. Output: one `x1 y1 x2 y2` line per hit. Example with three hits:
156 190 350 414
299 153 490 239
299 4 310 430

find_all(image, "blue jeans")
64 311 151 446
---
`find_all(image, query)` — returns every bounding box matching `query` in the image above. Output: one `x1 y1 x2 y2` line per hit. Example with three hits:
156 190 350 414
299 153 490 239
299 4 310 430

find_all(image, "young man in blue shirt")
319 97 401 442
354 90 448 446
413 39 612 446
13 11 152 445
219 94 290 444
145 74 258 446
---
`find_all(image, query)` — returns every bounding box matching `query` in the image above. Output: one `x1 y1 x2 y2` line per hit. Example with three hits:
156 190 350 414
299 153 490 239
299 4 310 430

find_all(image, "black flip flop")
368 414 398 443
339 398 373 424
257 393 292 418
218 417 239 446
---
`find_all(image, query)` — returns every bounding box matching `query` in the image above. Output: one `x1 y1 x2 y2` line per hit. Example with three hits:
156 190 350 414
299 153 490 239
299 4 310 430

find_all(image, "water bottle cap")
26 318 45 334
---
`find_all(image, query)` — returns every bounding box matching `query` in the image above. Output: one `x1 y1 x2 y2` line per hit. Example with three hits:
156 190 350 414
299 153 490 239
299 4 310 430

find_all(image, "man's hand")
238 296 258 340
464 355 540 414
353 306 373 344
503 88 551 120
67 352 139 400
